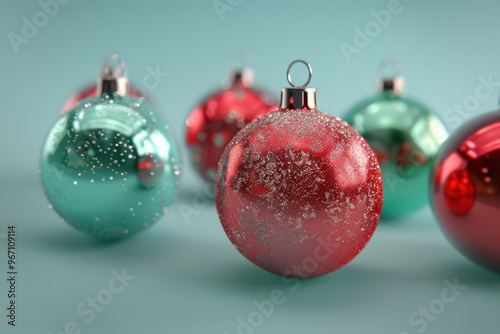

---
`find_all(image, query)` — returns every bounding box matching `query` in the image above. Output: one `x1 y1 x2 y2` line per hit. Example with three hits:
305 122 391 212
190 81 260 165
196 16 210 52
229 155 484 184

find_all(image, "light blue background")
1 0 499 333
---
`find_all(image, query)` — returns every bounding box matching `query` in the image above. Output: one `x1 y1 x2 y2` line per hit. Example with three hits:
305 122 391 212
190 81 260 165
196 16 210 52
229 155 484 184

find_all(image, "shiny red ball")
60 85 144 115
215 109 384 278
431 112 500 271
186 86 276 182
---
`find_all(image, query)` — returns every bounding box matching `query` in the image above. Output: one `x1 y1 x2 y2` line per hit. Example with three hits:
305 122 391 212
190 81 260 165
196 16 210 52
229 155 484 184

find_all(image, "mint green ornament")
40 55 182 239
343 61 447 218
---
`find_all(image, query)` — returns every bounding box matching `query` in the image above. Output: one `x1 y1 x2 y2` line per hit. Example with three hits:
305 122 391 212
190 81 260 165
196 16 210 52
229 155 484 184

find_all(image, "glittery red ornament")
186 68 276 182
215 61 383 278
431 111 500 271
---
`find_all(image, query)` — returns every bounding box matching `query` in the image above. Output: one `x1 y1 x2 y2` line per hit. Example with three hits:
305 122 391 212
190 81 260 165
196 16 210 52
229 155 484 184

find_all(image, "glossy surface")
430 111 500 271
60 85 144 115
215 108 383 278
186 85 276 182
41 94 182 239
344 92 447 218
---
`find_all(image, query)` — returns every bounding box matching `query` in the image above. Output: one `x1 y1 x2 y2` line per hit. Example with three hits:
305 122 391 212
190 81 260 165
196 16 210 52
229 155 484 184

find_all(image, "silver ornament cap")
376 59 405 96
229 67 254 89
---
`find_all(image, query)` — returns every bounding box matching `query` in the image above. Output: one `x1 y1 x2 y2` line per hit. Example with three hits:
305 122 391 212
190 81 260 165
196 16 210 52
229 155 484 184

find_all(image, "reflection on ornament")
136 154 165 187
444 170 476 215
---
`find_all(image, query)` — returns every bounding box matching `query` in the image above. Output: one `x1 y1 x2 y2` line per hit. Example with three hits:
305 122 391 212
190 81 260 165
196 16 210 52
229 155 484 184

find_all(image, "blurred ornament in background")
60 85 144 115
430 110 500 272
186 66 276 183
215 60 383 278
344 60 448 218
40 54 182 240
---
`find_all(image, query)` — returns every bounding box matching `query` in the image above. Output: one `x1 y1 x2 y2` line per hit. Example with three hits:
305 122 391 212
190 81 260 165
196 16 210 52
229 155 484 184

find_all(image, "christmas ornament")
343 61 448 218
430 110 500 271
186 67 276 182
215 60 383 278
40 54 182 240
60 85 144 115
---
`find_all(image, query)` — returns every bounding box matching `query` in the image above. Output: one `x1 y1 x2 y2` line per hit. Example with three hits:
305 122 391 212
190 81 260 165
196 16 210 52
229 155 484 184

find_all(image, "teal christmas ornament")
40 55 182 239
343 61 448 218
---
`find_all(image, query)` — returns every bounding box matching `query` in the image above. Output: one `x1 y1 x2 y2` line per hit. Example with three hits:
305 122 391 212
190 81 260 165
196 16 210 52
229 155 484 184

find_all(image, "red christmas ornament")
431 111 500 271
215 60 383 278
186 68 276 182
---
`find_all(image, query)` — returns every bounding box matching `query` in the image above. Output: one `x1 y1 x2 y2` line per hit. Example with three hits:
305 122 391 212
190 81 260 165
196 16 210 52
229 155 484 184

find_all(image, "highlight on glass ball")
40 54 182 240
215 60 384 278
343 60 448 218
430 110 500 272
185 67 277 182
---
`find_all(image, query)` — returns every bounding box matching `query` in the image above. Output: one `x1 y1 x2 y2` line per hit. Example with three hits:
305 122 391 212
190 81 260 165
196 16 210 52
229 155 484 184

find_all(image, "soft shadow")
25 219 182 259
24 223 117 251
173 236 500 299
436 260 500 286
175 182 216 206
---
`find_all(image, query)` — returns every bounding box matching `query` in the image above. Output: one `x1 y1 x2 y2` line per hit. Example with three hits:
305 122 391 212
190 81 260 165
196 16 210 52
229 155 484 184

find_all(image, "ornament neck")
280 87 317 110
377 77 404 96
377 59 404 96
230 68 254 89
280 60 316 110
97 54 130 97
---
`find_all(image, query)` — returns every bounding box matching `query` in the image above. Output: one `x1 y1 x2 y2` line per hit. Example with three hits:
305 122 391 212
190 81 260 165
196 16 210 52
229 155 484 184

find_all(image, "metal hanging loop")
287 60 312 88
